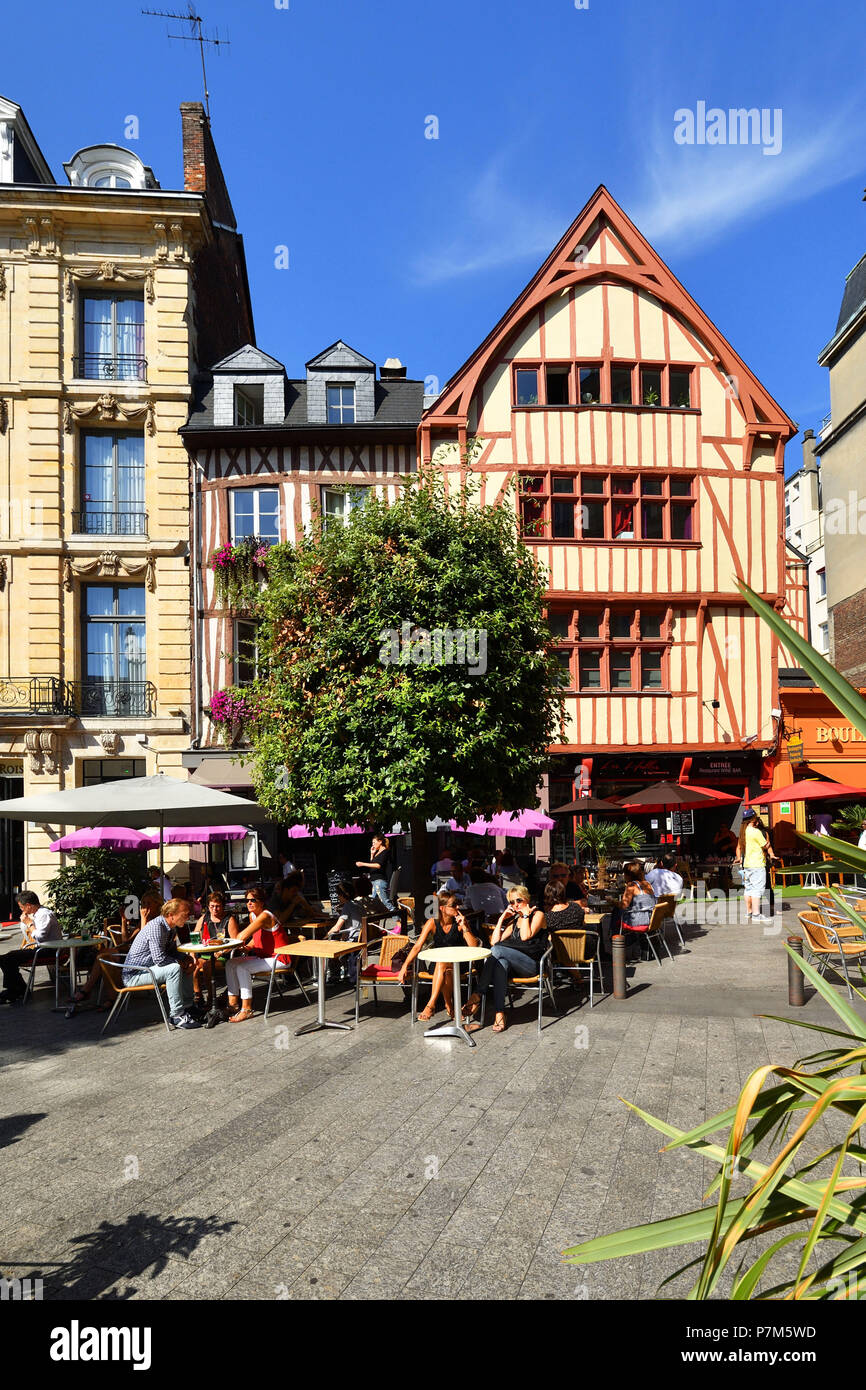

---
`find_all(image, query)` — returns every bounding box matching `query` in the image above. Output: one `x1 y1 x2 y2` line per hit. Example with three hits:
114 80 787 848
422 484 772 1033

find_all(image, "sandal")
228 1005 255 1023
466 1020 483 1034
461 992 481 1022
418 1003 437 1021
72 988 88 1004
492 1015 507 1033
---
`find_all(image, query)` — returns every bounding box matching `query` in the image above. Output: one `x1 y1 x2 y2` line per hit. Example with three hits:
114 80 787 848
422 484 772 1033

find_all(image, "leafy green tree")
229 464 564 919
46 849 145 937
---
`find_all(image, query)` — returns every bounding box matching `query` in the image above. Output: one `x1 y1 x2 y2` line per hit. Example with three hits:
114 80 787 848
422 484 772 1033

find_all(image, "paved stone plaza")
0 903 859 1301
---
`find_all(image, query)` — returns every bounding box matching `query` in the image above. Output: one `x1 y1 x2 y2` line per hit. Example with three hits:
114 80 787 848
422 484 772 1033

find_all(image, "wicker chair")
550 928 604 1007
354 932 410 1023
798 910 866 1001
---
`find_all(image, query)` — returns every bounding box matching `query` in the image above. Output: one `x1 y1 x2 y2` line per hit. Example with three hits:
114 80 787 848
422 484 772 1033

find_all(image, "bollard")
612 934 627 1000
787 936 805 1007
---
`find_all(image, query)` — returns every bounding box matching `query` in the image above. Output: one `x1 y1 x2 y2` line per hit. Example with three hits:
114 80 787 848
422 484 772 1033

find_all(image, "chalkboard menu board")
670 810 694 837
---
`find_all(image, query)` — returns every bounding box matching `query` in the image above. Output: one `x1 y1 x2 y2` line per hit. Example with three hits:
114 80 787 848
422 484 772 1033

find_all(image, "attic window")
234 385 263 426
327 384 355 424
92 174 131 189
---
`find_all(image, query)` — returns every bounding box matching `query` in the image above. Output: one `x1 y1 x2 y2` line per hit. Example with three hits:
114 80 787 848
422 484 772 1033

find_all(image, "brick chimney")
180 102 237 228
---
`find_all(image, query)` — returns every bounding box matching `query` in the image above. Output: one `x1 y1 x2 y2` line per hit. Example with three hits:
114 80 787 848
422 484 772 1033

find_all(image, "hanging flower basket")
207 689 256 746
209 537 270 608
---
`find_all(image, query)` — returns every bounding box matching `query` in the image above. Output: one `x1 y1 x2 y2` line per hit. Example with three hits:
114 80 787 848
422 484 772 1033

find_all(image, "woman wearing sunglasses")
222 885 293 1022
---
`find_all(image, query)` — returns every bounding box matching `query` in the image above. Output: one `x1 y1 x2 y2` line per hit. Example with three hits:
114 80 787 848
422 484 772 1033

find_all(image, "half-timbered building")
420 186 804 853
181 341 424 779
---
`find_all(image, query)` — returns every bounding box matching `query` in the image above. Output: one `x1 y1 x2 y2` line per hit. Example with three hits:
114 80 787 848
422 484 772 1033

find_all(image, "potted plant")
643 386 660 406
47 849 146 938
209 537 270 608
574 819 644 889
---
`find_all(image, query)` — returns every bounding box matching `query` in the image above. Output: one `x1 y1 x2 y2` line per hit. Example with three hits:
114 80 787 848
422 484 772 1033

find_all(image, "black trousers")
1 949 37 998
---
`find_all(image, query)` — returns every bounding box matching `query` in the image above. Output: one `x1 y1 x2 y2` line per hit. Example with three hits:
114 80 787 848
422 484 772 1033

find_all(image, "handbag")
390 947 410 971
730 863 744 887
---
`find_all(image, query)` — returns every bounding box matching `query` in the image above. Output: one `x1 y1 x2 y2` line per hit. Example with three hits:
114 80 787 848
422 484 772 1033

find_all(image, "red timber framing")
419 185 798 769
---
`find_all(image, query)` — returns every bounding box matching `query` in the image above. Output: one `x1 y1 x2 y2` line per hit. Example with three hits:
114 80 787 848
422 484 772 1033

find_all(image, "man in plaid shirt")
123 897 201 1029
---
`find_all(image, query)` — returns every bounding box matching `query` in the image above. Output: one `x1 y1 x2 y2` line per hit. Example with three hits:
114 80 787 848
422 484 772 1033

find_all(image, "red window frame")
548 605 672 693
519 471 696 542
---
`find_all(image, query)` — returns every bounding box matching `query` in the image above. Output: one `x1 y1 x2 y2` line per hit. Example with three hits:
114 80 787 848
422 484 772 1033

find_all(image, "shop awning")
190 758 253 790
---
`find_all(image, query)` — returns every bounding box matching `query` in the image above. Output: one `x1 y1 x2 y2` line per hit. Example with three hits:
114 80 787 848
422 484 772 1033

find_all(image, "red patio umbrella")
749 779 865 806
550 795 624 814
616 781 729 813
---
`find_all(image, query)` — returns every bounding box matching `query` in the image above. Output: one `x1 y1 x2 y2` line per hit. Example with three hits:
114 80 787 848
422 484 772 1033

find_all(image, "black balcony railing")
73 354 147 381
0 678 72 715
0 678 157 718
72 509 148 537
68 681 157 717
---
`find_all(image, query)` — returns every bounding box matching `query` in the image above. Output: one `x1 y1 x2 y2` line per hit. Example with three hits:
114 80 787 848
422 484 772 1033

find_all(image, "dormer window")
64 145 156 191
327 384 355 424
234 385 263 427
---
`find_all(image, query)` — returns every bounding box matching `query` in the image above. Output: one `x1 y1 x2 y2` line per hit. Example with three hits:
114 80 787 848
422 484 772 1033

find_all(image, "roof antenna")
142 4 230 121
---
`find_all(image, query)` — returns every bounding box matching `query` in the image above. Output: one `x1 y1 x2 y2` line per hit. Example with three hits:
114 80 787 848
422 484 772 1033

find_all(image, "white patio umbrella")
0 773 270 882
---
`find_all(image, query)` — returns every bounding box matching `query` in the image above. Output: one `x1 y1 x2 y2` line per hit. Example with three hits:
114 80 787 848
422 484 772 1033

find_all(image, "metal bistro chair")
550 928 604 1008
97 954 173 1036
355 933 410 1023
476 943 559 1037
625 903 674 966
23 932 110 1004
798 911 866 1002
259 947 313 1022
656 893 685 949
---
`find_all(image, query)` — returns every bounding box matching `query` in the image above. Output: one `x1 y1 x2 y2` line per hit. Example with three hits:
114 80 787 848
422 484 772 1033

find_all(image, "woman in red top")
223 885 292 1022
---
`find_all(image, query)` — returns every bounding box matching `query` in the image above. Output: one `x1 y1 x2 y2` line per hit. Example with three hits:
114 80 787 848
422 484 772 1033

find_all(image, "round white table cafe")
418 944 491 1048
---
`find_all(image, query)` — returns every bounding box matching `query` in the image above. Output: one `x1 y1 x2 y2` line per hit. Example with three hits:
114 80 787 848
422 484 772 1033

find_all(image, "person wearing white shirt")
1 892 62 1003
646 855 684 899
464 877 509 917
857 820 866 852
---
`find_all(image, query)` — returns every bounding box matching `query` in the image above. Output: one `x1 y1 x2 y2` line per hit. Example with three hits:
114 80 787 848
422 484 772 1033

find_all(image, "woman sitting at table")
271 871 324 927
396 892 480 1021
188 890 241 1011
544 879 586 932
462 885 547 1035
222 885 293 1022
617 860 657 958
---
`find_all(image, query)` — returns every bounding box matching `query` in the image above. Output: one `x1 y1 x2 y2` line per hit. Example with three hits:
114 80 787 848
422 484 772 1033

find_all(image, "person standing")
735 809 777 923
357 833 398 918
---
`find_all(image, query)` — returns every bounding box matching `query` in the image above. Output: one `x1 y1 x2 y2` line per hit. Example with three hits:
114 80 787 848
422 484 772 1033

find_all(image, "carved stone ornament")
63 552 156 592
98 728 121 756
25 728 61 776
63 396 155 436
23 215 58 257
65 264 155 303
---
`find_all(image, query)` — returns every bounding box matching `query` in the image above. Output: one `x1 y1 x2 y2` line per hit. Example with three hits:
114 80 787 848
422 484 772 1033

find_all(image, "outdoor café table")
272 939 364 1034
28 937 106 1011
418 944 491 1048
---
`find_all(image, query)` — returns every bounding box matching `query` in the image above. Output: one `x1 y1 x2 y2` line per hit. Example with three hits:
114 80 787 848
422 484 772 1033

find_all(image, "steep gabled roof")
305 340 375 371
423 184 795 443
211 344 285 374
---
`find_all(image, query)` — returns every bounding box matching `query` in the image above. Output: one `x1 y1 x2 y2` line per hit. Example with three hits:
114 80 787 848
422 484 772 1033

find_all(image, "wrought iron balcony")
68 681 157 718
0 678 73 715
0 678 157 718
73 353 147 381
72 509 148 537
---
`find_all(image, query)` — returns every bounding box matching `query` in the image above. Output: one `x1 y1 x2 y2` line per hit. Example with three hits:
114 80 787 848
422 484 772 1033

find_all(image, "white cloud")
633 103 864 255
409 155 567 286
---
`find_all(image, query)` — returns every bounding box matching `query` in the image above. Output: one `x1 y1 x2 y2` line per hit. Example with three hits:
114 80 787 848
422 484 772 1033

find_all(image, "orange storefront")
767 686 866 848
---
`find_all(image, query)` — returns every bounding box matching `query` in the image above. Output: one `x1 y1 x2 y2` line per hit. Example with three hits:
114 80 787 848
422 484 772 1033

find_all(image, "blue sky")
7 0 866 471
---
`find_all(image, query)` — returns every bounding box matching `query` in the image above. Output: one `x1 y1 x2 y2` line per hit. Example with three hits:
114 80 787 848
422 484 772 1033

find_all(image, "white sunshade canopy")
0 773 270 829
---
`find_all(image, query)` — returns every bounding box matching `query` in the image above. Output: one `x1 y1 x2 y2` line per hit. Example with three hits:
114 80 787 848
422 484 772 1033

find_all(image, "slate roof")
835 254 866 335
183 374 424 432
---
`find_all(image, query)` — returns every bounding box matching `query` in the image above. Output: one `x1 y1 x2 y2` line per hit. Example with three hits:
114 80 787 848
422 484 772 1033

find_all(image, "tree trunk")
597 856 608 891
409 814 432 935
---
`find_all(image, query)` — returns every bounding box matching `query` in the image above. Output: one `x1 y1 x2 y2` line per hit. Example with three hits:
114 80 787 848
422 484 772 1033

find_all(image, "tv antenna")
142 5 230 120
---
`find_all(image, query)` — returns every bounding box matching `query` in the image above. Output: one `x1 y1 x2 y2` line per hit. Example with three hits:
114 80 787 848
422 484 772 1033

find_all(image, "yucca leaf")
731 1231 816 1300
797 830 866 872
784 941 866 1037
736 578 866 737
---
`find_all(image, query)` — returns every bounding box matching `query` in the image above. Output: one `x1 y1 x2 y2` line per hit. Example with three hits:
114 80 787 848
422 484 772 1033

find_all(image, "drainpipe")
191 453 201 749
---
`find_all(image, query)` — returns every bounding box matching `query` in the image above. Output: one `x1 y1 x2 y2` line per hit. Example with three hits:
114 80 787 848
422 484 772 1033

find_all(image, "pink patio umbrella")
450 809 556 838
49 826 155 853
141 824 249 847
286 822 367 839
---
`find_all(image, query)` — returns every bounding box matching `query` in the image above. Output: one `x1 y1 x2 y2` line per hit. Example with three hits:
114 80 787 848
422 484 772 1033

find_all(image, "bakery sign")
815 722 866 746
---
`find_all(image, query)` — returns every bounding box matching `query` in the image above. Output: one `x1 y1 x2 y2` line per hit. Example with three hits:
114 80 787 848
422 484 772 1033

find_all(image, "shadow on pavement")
0 1112 47 1149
